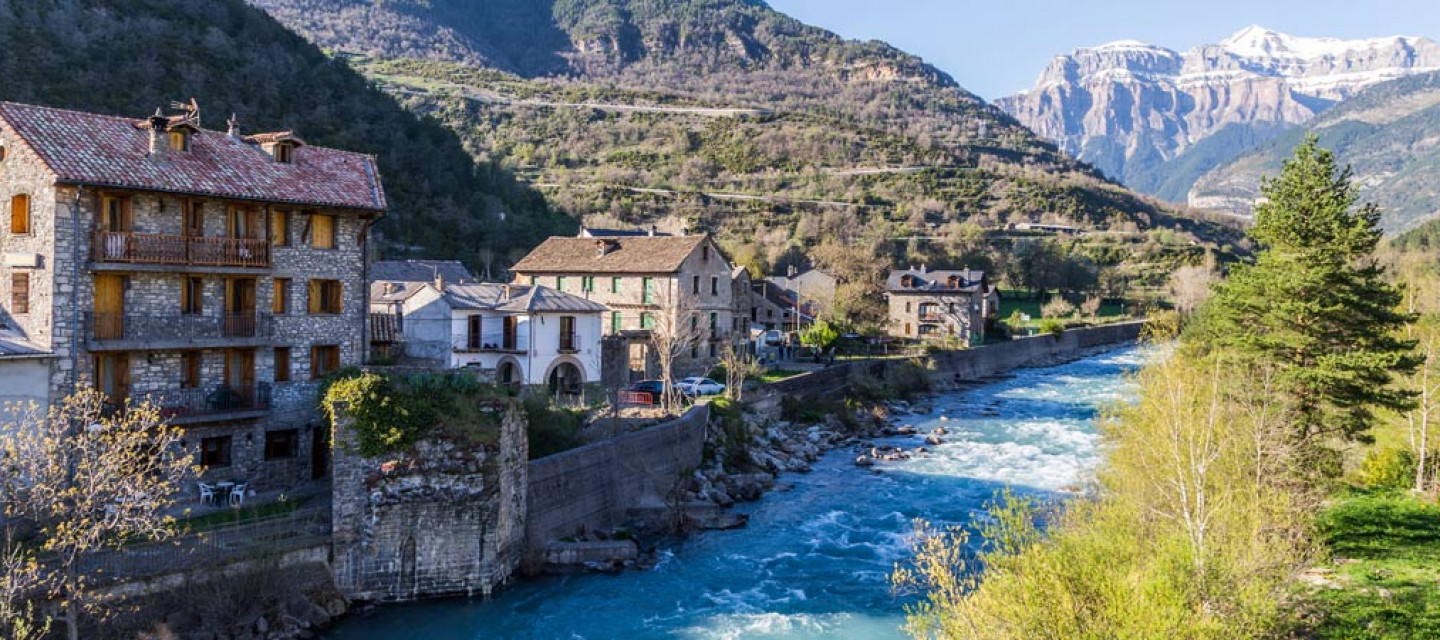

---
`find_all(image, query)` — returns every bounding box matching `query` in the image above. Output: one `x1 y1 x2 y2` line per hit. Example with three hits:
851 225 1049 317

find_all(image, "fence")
68 505 331 586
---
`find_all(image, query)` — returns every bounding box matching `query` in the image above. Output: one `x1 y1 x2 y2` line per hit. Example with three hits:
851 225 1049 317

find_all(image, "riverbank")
321 345 1150 639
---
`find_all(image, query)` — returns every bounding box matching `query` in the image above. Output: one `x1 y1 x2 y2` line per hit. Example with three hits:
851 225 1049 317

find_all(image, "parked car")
625 380 667 404
675 377 726 397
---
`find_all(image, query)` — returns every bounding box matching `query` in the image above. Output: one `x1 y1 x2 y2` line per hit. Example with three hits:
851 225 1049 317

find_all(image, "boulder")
925 434 943 446
854 455 874 467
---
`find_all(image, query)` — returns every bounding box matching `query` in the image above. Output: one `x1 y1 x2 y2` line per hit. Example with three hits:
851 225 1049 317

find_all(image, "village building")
767 268 837 316
509 234 742 379
368 259 477 359
885 267 1000 344
750 280 812 333
0 100 385 491
370 280 606 391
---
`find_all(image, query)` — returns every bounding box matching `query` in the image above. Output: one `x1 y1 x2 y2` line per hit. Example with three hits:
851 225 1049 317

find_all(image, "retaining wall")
524 404 709 571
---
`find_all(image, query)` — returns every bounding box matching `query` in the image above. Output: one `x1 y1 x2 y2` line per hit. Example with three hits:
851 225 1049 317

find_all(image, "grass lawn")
996 290 1132 326
751 369 806 384
174 497 308 533
1299 489 1440 639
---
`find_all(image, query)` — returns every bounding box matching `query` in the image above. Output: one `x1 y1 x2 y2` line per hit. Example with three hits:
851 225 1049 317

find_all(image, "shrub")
1041 296 1076 318
1037 318 1066 336
1353 447 1417 490
522 395 586 459
322 369 505 457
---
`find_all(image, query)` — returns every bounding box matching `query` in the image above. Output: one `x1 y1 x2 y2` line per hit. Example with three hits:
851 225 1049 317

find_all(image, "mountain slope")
254 0 1243 275
999 26 1440 201
0 0 575 264
1191 71 1440 233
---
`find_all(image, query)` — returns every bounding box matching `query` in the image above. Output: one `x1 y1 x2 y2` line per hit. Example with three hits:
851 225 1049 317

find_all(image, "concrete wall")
524 405 709 570
0 357 52 418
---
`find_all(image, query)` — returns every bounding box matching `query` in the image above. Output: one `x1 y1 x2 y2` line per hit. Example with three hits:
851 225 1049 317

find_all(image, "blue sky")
766 0 1440 100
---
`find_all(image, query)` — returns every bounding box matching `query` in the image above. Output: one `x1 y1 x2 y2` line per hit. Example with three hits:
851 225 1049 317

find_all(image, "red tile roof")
0 102 385 212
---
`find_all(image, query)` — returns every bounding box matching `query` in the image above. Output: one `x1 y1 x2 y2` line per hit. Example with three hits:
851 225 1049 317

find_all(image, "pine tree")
1189 136 1418 448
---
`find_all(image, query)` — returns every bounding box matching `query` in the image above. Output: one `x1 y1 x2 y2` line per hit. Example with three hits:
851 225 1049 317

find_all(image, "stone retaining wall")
523 404 709 572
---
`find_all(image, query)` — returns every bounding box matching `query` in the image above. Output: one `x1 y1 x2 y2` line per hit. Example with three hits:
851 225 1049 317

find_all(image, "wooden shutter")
467 315 482 349
273 279 288 314
10 273 28 314
326 281 342 313
10 194 28 234
307 280 320 314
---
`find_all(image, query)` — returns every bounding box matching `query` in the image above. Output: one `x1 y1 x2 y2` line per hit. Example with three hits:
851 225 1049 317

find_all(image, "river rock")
938 415 949 422
925 434 943 446
854 455 873 467
933 426 947 435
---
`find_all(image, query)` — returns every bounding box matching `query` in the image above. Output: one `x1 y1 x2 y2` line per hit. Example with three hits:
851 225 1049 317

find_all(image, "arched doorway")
547 361 584 397
496 357 523 389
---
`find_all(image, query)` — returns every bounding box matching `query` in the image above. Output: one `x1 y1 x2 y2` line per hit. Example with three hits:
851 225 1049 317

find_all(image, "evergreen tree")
1189 136 1418 448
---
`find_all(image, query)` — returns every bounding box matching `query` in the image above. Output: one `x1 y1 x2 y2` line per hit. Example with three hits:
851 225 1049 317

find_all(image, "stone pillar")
327 402 365 596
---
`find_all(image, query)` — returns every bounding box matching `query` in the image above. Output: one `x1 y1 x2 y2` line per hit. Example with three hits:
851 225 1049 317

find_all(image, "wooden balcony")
153 383 272 425
87 312 273 350
92 231 270 269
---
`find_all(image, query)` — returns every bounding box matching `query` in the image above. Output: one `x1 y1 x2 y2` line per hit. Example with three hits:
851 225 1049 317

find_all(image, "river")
324 346 1148 640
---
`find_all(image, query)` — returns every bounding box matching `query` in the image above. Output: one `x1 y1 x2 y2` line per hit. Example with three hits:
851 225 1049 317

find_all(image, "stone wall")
524 405 709 571
329 403 527 602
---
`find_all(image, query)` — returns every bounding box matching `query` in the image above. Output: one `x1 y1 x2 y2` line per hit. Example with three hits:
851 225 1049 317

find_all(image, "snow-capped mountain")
997 26 1440 202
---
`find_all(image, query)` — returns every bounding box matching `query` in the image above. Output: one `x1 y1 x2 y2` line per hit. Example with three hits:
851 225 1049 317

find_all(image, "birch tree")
646 285 705 412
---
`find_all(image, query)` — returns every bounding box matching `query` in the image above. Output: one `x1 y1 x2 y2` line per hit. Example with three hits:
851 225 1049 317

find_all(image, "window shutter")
11 273 28 314
308 280 320 314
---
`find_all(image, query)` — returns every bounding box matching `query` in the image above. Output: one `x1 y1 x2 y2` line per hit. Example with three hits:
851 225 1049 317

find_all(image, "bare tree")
1168 265 1220 314
718 340 760 403
0 389 195 640
646 285 705 412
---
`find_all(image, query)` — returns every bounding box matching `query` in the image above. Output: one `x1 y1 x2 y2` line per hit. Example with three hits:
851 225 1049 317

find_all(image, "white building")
378 282 607 392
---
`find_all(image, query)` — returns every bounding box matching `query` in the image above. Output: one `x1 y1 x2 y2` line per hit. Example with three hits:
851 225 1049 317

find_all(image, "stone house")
0 101 385 491
373 281 606 391
750 280 811 333
509 234 741 379
885 267 999 344
767 268 837 316
368 259 477 358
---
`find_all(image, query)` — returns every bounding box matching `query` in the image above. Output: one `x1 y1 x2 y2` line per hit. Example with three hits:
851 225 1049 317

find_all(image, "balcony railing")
88 312 274 342
92 231 270 268
153 383 271 420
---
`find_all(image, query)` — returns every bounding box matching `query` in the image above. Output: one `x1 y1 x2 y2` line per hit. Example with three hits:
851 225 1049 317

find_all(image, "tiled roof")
371 260 475 285
511 235 709 274
0 102 385 211
442 283 608 314
369 281 428 304
369 313 401 344
578 226 672 238
887 268 986 293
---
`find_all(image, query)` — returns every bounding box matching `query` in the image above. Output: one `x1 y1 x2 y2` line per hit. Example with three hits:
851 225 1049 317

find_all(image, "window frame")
310 344 340 379
309 213 335 250
181 276 204 316
271 210 290 247
307 279 343 315
273 278 290 315
274 346 291 382
611 277 621 294
181 351 201 388
199 436 232 469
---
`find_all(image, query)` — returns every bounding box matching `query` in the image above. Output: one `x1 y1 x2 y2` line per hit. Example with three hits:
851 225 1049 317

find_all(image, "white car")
675 377 726 397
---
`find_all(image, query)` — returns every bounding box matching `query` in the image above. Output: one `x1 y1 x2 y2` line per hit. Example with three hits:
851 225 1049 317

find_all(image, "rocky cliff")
998 26 1440 201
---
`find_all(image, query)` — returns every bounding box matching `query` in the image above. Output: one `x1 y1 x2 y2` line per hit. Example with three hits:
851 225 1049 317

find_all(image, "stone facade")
885 268 997 344
330 404 527 601
0 103 382 493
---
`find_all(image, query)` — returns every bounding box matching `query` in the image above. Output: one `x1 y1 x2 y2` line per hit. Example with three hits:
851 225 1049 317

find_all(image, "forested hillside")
255 0 1243 290
0 0 575 261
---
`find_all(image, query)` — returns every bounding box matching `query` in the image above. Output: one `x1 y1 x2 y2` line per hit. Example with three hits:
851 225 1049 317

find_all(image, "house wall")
886 290 985 342
0 358 52 418
450 311 602 385
398 287 453 362
0 131 60 354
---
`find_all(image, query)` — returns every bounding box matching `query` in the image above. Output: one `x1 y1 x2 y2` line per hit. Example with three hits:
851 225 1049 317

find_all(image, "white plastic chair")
229 482 247 507
198 482 215 506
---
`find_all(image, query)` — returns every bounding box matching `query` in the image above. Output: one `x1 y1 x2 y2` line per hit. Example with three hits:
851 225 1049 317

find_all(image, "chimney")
648 224 657 237
146 108 168 161
503 284 512 298
435 273 445 292
920 263 927 274
226 113 242 139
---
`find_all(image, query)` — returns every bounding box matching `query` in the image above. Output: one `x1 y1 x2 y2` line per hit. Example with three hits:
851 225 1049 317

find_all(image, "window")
309 214 335 249
264 429 299 460
611 277 621 294
642 277 654 304
692 275 700 294
200 436 232 468
702 246 710 261
709 312 718 332
274 347 291 382
690 344 699 358
10 194 28 234
168 130 189 152
559 316 576 352
641 313 655 330
467 315 482 350
181 277 204 315
181 351 201 388
611 311 622 334
690 315 698 331
310 345 340 379
709 342 717 358
98 194 131 231
904 323 912 336
582 276 595 292
274 143 295 164
10 273 27 315
226 205 263 240
307 280 342 314
272 278 290 314
711 276 719 296
556 276 567 292
529 276 538 286
271 210 289 246
904 301 911 313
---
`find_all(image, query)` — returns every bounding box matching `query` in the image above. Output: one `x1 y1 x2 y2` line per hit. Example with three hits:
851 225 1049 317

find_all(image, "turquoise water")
324 347 1146 640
